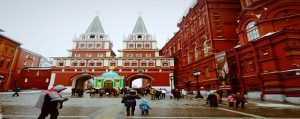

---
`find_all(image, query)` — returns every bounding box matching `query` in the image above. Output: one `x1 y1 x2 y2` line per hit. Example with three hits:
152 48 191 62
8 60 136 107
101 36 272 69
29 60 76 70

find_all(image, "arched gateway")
49 15 174 92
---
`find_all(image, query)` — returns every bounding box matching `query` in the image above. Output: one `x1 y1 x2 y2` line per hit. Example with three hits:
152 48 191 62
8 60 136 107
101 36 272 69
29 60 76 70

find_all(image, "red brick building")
0 33 50 91
226 0 300 103
0 34 21 91
160 0 241 95
50 16 174 91
13 48 51 89
161 0 300 103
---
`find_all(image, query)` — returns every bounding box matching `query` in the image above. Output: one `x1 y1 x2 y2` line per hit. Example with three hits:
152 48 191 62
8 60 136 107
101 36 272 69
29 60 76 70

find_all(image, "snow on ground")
254 103 300 109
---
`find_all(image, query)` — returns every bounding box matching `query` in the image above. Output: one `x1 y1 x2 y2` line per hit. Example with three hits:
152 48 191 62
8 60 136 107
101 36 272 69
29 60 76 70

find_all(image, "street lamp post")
169 74 173 90
193 70 203 98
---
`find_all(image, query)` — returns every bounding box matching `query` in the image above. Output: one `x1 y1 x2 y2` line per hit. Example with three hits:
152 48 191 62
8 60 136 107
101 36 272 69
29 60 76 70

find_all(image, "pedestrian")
207 93 218 107
174 89 181 100
139 99 151 115
216 90 224 103
168 92 174 99
12 86 21 97
36 85 69 119
214 92 221 103
161 88 167 99
122 90 141 116
227 94 235 108
71 88 76 96
235 92 247 108
181 89 187 99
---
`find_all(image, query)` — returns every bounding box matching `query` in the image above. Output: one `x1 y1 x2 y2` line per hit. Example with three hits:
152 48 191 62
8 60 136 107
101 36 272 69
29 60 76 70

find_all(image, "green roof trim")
132 16 147 34
86 16 105 34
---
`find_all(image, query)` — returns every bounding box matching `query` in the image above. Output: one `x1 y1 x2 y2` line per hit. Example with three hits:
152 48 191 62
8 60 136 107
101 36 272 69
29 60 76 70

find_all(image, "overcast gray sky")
0 0 193 58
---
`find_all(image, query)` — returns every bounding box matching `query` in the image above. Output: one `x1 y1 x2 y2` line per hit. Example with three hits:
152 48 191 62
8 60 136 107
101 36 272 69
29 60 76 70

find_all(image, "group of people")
206 91 247 108
227 92 247 108
121 89 151 116
35 84 248 118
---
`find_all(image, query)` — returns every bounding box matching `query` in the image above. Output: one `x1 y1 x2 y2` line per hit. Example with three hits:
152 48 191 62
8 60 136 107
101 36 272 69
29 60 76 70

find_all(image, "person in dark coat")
207 93 218 107
235 92 246 108
12 86 21 97
123 90 141 116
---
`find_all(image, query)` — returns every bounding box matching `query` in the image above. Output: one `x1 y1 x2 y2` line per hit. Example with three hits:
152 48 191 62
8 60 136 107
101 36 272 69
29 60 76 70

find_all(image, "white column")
48 73 56 89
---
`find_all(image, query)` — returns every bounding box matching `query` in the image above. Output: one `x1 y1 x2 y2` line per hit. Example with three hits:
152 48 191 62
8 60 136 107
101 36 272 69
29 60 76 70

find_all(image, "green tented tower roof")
132 16 147 34
86 16 105 34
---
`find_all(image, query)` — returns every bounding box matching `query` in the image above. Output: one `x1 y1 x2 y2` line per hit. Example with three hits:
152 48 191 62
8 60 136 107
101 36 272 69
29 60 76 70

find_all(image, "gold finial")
137 11 143 16
109 66 115 71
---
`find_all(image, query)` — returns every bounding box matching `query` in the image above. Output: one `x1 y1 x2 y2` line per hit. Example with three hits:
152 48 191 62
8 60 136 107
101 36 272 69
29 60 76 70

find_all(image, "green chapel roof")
132 16 148 34
85 16 105 34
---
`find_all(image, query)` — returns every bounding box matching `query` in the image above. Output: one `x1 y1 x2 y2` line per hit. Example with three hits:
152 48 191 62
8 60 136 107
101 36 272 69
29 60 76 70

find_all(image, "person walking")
71 88 76 96
207 93 218 107
12 86 20 97
123 90 141 116
235 92 247 108
181 89 187 99
36 85 69 119
227 94 235 108
139 99 151 115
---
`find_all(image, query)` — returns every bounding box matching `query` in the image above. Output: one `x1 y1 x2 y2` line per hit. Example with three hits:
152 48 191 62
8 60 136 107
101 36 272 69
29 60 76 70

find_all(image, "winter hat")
53 85 67 91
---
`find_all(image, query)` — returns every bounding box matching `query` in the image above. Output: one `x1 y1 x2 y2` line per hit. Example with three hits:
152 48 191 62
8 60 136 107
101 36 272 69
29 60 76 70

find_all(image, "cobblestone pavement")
1 90 300 119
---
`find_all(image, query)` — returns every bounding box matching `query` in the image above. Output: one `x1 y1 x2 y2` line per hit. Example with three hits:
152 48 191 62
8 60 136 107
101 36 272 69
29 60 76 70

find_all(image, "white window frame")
246 22 260 41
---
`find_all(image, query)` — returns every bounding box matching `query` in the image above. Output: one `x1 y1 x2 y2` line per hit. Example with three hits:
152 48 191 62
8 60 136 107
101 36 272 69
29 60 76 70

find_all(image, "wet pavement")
1 90 300 119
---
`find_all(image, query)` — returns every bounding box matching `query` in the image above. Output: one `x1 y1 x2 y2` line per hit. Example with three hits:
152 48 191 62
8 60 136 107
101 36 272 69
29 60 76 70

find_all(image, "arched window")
187 53 190 64
203 40 209 57
194 47 198 61
246 22 259 41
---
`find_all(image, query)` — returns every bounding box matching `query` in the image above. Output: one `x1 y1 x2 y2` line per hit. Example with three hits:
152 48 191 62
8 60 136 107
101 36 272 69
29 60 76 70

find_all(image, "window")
80 63 85 66
145 45 150 48
138 35 142 38
141 63 147 66
203 40 209 57
75 54 80 57
96 62 102 66
100 35 103 38
31 63 34 67
72 63 78 66
89 63 95 66
6 62 10 69
129 44 134 48
205 67 210 77
58 63 64 66
97 54 103 57
146 54 151 57
163 63 169 66
245 0 249 6
0 60 3 68
136 54 142 57
127 54 133 57
246 22 259 41
124 63 130 66
187 53 190 64
86 54 92 57
90 35 95 38
23 61 27 66
149 63 154 66
194 47 198 61
132 63 137 66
